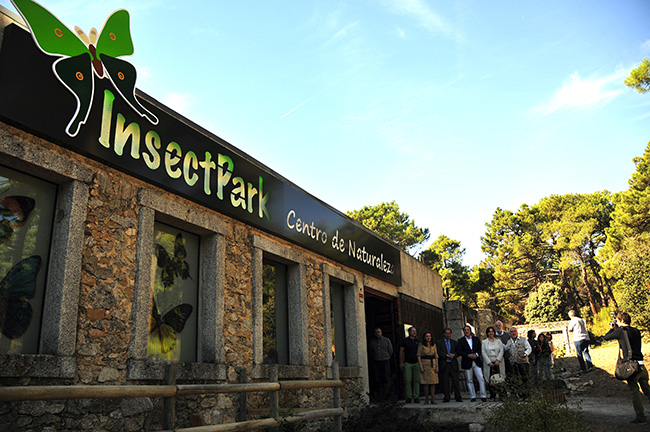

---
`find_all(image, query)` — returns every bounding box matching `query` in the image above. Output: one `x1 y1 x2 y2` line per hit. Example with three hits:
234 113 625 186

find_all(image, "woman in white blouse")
482 326 505 401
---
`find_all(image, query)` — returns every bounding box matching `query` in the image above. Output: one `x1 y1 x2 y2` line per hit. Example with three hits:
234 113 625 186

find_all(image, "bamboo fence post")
163 363 177 429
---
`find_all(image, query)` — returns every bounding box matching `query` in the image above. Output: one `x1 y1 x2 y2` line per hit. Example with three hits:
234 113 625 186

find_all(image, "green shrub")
589 307 617 337
486 385 582 432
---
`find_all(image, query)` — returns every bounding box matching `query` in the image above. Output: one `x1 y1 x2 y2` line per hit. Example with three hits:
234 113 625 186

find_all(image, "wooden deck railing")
0 363 345 432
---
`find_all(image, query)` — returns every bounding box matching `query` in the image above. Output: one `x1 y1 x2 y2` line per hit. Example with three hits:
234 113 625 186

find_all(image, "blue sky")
3 0 649 266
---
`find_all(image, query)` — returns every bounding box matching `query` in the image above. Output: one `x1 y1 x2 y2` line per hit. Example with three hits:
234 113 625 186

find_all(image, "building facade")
0 6 442 430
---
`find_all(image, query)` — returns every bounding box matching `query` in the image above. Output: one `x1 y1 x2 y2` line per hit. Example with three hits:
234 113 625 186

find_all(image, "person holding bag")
482 326 505 401
604 312 650 424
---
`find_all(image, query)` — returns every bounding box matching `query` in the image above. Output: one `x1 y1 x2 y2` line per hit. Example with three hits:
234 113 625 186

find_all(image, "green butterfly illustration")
11 0 158 137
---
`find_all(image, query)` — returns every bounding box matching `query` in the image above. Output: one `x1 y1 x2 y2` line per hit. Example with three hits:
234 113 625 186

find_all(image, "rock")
18 401 48 416
87 308 106 320
47 401 65 414
120 398 153 417
15 417 32 428
97 366 119 382
124 417 144 432
78 343 99 356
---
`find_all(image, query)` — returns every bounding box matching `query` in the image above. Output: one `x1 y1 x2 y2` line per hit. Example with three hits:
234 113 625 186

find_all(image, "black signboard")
0 23 401 284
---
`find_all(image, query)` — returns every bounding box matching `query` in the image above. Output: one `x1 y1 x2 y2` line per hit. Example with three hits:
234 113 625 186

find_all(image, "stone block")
120 398 153 417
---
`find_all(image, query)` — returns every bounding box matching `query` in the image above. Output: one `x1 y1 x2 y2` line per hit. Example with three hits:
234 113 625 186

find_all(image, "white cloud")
327 21 359 45
642 40 650 53
163 93 192 116
395 27 407 39
531 70 626 116
383 0 452 37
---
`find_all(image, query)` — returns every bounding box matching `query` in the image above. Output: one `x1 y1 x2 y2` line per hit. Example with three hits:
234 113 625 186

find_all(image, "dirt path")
558 340 650 431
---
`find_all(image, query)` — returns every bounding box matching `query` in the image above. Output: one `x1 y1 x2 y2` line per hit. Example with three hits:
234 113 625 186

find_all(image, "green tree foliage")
480 205 555 319
420 236 496 307
347 201 429 252
597 144 650 335
420 235 470 302
481 192 614 322
610 238 650 336
537 192 616 314
601 142 650 263
624 58 650 93
524 282 568 323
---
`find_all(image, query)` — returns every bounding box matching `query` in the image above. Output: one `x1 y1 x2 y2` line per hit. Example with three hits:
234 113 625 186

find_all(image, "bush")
524 282 568 323
486 384 582 432
589 307 617 339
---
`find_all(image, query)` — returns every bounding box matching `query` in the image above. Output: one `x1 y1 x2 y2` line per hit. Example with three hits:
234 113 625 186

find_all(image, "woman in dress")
482 326 505 401
417 331 439 404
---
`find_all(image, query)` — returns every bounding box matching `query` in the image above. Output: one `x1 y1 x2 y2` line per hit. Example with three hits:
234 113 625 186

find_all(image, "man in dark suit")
457 325 487 402
436 327 462 402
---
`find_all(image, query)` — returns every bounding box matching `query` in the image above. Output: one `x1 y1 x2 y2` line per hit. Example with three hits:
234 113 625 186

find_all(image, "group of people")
371 320 559 404
370 310 650 425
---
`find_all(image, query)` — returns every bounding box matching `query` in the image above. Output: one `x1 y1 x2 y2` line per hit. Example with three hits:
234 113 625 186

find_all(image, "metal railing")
0 363 345 432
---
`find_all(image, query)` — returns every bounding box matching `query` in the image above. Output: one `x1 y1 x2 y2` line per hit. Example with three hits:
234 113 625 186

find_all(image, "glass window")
263 259 288 365
0 166 56 354
330 281 347 366
147 222 199 362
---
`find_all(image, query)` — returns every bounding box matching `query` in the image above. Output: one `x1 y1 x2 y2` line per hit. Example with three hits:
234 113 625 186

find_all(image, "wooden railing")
0 363 345 432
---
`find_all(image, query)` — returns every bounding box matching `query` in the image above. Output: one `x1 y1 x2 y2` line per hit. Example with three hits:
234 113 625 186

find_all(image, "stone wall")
476 308 510 339
0 122 380 431
443 300 478 339
515 320 572 354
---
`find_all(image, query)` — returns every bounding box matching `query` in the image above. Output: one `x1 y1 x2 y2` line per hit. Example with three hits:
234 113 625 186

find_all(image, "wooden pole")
161 408 344 432
332 361 342 432
177 382 280 396
163 363 177 430
279 380 344 390
0 385 177 402
269 364 279 418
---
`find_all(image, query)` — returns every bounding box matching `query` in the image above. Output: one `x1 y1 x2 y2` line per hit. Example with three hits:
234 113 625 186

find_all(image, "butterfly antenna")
89 28 98 45
74 26 90 45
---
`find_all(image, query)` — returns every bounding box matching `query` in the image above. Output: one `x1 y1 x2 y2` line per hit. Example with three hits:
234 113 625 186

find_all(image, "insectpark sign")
0 0 402 285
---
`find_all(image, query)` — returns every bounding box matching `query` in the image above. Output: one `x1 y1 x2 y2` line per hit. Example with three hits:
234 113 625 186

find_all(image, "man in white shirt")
505 326 532 391
457 325 487 402
568 310 593 373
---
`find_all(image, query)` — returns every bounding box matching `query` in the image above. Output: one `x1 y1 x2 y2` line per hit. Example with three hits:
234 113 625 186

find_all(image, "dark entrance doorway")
364 290 399 401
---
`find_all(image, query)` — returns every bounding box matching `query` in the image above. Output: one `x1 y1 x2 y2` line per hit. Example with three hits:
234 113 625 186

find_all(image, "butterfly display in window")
11 0 158 137
155 233 191 289
0 255 42 339
0 195 36 244
149 299 193 354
